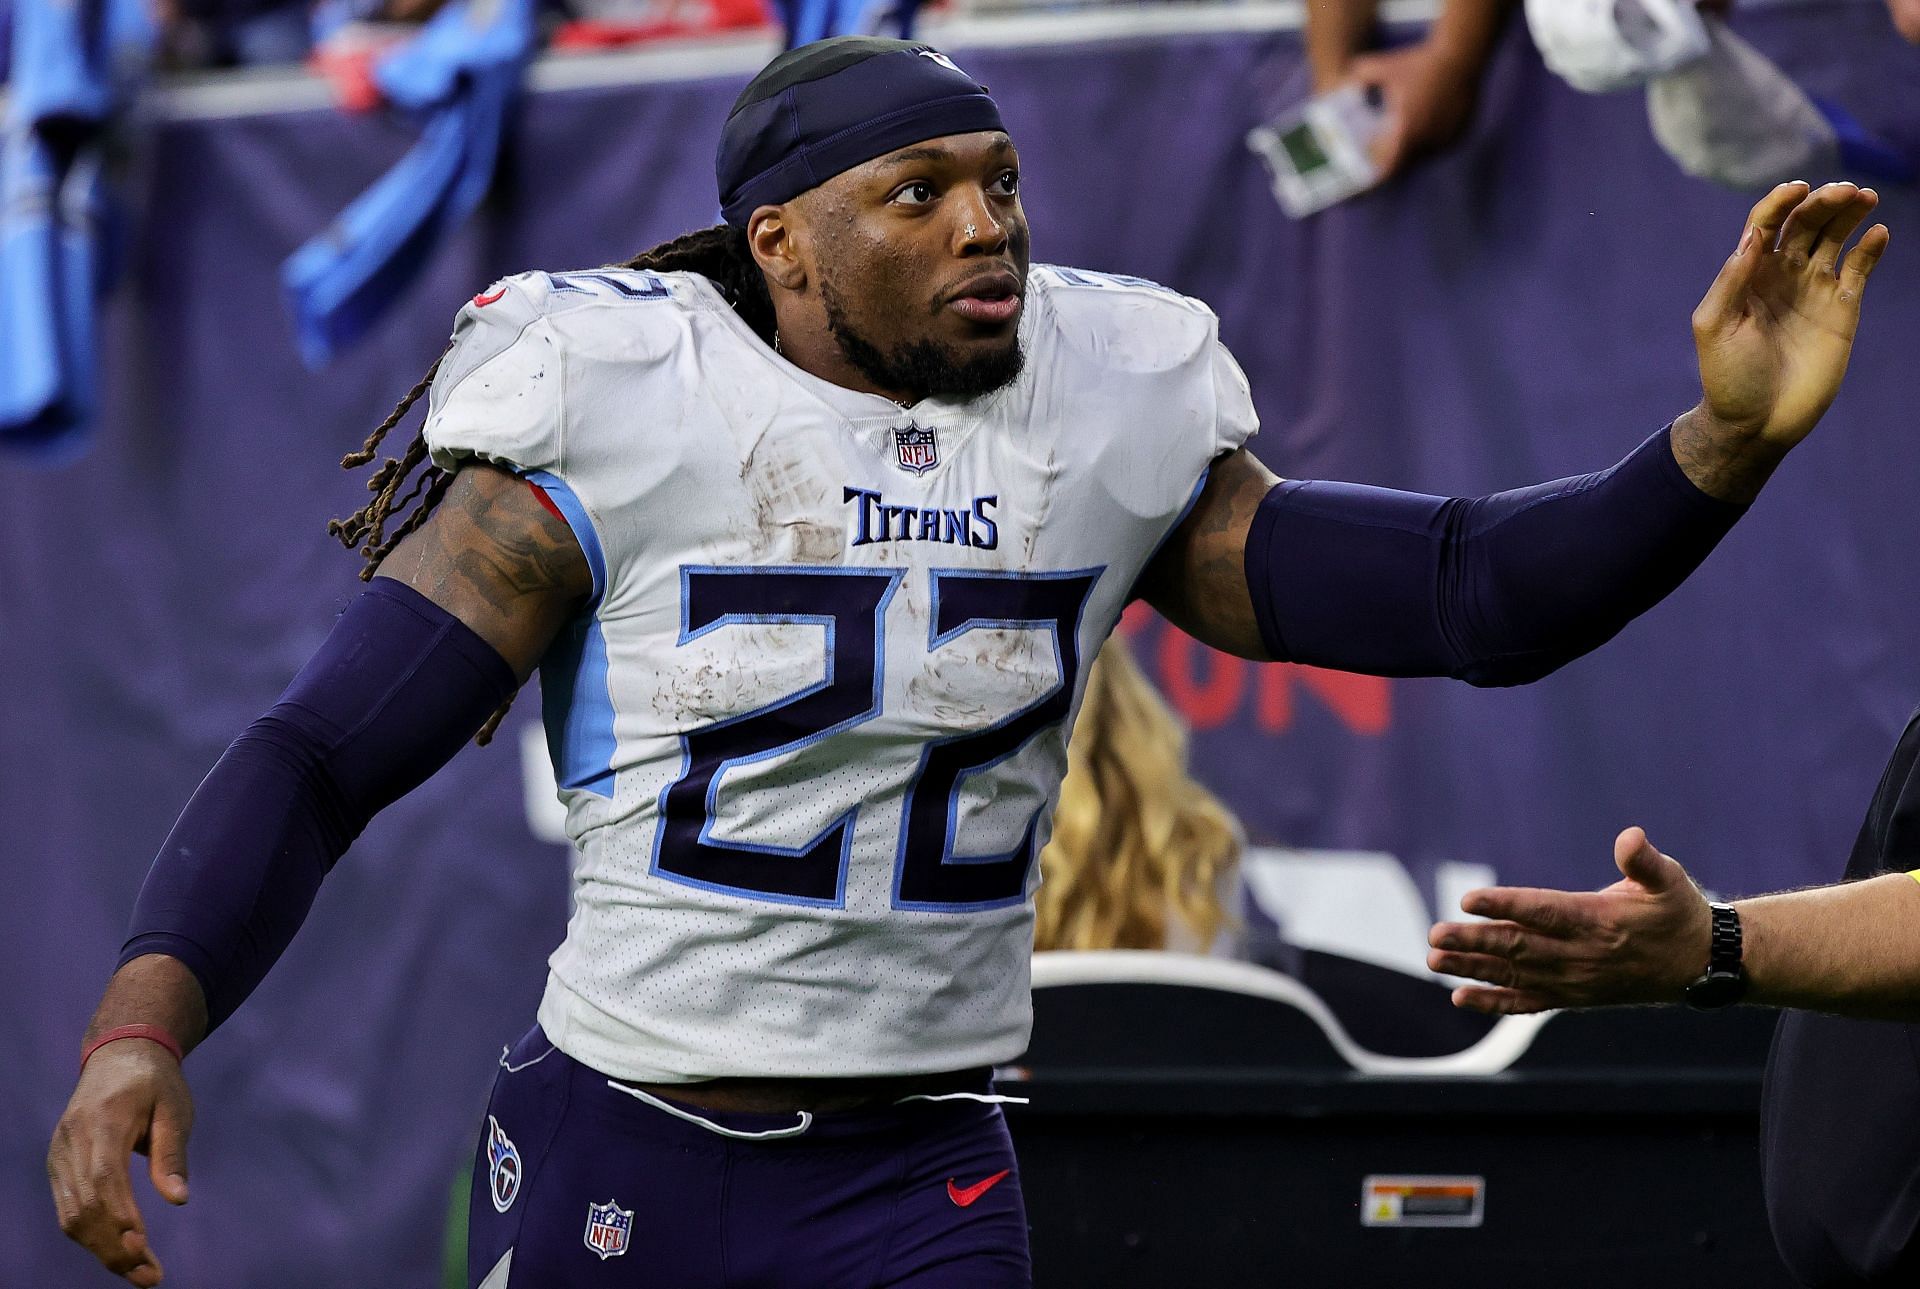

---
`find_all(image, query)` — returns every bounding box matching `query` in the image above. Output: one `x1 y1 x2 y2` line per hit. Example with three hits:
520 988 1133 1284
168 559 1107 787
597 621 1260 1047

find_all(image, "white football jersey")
424 263 1257 1082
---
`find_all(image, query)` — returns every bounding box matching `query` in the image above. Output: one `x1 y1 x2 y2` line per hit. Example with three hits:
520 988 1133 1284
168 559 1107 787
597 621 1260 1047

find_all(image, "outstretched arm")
1140 182 1888 670
1428 827 1920 1021
47 465 589 1287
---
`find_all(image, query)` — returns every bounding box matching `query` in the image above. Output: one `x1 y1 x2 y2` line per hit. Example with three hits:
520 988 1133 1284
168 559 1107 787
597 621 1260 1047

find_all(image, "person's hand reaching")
1428 828 1713 1015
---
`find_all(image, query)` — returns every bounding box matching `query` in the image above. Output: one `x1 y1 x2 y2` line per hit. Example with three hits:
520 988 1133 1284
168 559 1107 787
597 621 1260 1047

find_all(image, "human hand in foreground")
1427 827 1712 1015
1344 39 1482 180
1676 181 1888 501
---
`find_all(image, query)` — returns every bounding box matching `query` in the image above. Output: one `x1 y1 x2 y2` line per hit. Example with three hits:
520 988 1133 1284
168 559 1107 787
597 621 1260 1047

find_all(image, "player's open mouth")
946 272 1023 325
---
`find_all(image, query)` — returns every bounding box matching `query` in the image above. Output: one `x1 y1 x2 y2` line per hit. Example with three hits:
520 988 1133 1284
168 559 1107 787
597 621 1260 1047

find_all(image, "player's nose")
952 193 1009 255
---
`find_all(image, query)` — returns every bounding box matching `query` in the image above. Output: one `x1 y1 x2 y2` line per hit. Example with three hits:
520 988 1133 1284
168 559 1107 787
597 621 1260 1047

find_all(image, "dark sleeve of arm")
118 578 519 1029
1242 425 1747 686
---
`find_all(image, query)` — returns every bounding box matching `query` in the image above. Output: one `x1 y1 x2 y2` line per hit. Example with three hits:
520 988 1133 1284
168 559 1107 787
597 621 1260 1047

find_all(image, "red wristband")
80 1024 185 1072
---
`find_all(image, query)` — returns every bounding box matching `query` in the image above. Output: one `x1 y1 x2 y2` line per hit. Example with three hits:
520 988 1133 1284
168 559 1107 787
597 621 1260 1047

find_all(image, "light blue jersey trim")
524 470 616 799
1171 466 1211 533
524 469 606 602
1123 466 1210 608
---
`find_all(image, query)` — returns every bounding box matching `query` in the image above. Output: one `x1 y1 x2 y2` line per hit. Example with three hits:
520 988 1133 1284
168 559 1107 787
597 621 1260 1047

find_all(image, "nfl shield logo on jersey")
485 1116 521 1213
584 1199 633 1260
894 424 938 475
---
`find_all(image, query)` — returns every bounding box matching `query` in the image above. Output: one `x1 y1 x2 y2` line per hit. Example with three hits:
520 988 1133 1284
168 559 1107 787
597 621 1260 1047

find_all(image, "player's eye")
990 170 1019 197
890 181 937 206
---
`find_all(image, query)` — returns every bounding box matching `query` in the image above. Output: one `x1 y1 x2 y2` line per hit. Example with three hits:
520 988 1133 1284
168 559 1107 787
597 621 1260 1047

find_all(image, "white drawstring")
892 1091 1029 1106
601 1079 1026 1138
605 1080 815 1141
499 1042 557 1074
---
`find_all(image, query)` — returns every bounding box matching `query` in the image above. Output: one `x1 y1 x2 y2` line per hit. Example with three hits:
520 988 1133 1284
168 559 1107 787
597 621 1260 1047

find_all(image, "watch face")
1684 970 1746 1010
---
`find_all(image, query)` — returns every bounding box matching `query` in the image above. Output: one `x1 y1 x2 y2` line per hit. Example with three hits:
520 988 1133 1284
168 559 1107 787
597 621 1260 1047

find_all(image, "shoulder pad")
1030 265 1218 374
438 271 553 396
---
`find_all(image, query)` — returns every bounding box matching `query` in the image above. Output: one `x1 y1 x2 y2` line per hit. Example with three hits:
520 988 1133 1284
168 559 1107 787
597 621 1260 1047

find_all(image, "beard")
821 278 1025 403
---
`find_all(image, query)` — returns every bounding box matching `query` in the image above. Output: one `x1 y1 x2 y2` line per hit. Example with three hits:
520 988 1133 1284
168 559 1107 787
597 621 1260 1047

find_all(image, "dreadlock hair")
327 223 774 746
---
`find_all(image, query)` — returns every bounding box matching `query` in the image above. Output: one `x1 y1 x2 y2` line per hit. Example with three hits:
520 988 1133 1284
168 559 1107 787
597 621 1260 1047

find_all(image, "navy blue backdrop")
5 5 1920 1283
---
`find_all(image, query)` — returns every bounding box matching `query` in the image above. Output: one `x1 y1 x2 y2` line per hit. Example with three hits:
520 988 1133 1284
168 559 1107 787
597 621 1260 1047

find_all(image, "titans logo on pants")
487 1116 522 1213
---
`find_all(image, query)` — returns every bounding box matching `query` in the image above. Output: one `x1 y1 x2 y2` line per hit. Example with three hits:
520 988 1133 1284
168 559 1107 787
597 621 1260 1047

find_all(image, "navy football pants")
468 1026 1033 1287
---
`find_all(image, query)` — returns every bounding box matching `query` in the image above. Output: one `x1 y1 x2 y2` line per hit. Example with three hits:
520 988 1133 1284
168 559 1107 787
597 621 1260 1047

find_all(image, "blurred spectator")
1034 635 1241 954
159 0 314 66
162 0 471 70
540 0 769 53
1305 0 1514 182
380 0 448 19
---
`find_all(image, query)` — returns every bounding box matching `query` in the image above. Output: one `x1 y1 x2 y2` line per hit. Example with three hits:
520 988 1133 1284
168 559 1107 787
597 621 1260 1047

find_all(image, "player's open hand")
48 1042 193 1286
1426 828 1713 1015
1691 180 1888 459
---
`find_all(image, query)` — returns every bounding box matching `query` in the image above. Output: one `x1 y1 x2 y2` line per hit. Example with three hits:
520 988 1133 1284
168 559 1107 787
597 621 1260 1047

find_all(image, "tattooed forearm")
1137 448 1279 660
373 464 593 676
1668 403 1788 506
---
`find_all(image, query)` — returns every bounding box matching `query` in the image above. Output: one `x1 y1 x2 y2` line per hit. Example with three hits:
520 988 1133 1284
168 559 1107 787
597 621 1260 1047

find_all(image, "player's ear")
748 206 808 293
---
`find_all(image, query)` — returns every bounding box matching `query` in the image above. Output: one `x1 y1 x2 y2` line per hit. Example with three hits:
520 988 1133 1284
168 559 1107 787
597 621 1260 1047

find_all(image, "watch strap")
1705 901 1744 976
1682 902 1747 1009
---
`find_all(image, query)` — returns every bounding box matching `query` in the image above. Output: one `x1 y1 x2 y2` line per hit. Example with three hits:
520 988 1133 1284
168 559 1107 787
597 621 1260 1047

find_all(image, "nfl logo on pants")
584 1199 633 1260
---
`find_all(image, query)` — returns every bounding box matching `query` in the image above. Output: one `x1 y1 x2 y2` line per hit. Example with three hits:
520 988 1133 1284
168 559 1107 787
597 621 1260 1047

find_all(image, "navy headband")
717 37 1006 228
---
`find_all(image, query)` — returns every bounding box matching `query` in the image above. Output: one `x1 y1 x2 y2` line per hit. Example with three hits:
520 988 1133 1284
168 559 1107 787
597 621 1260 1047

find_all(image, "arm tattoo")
1137 448 1278 660
375 465 593 676
1667 405 1786 505
446 473 590 611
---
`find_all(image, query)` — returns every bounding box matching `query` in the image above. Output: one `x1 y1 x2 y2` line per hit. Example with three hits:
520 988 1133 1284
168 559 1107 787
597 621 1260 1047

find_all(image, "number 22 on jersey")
650 564 1103 912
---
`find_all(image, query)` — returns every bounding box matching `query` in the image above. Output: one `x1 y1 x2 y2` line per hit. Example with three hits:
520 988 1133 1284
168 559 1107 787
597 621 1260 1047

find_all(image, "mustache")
937 268 1024 311
931 228 1032 314
825 284 1025 401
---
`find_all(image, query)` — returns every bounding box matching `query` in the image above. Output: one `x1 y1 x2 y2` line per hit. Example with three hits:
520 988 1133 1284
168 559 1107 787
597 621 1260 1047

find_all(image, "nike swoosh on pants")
946 1169 1011 1207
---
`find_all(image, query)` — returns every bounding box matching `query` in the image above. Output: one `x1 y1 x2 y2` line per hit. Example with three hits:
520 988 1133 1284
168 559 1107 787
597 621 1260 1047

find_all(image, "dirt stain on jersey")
906 669 993 729
738 428 843 563
654 628 827 726
908 629 1056 737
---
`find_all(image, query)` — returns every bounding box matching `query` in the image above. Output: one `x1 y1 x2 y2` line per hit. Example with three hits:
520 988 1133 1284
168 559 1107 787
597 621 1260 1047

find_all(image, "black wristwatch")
1682 902 1747 1010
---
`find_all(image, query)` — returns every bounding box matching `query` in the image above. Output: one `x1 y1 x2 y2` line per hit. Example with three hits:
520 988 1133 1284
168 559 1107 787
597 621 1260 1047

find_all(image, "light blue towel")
0 0 150 463
282 0 534 368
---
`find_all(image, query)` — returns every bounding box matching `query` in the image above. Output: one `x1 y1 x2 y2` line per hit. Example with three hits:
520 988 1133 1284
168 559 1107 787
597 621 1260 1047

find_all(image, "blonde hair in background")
1033 633 1241 952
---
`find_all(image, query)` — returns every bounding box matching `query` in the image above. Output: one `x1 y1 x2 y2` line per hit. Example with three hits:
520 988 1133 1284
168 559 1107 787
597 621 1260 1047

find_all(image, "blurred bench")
1007 951 1786 1287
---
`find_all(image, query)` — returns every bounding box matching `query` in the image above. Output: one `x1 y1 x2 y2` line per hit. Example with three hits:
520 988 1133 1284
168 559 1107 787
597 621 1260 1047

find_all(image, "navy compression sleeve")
119 578 518 1028
1243 426 1746 687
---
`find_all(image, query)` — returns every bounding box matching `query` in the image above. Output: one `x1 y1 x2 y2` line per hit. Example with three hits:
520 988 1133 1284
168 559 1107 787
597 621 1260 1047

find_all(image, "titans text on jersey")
422 262 1258 1084
843 487 999 549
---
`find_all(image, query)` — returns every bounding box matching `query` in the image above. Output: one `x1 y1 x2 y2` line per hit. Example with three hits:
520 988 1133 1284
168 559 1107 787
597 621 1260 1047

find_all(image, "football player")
47 36 1887 1289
